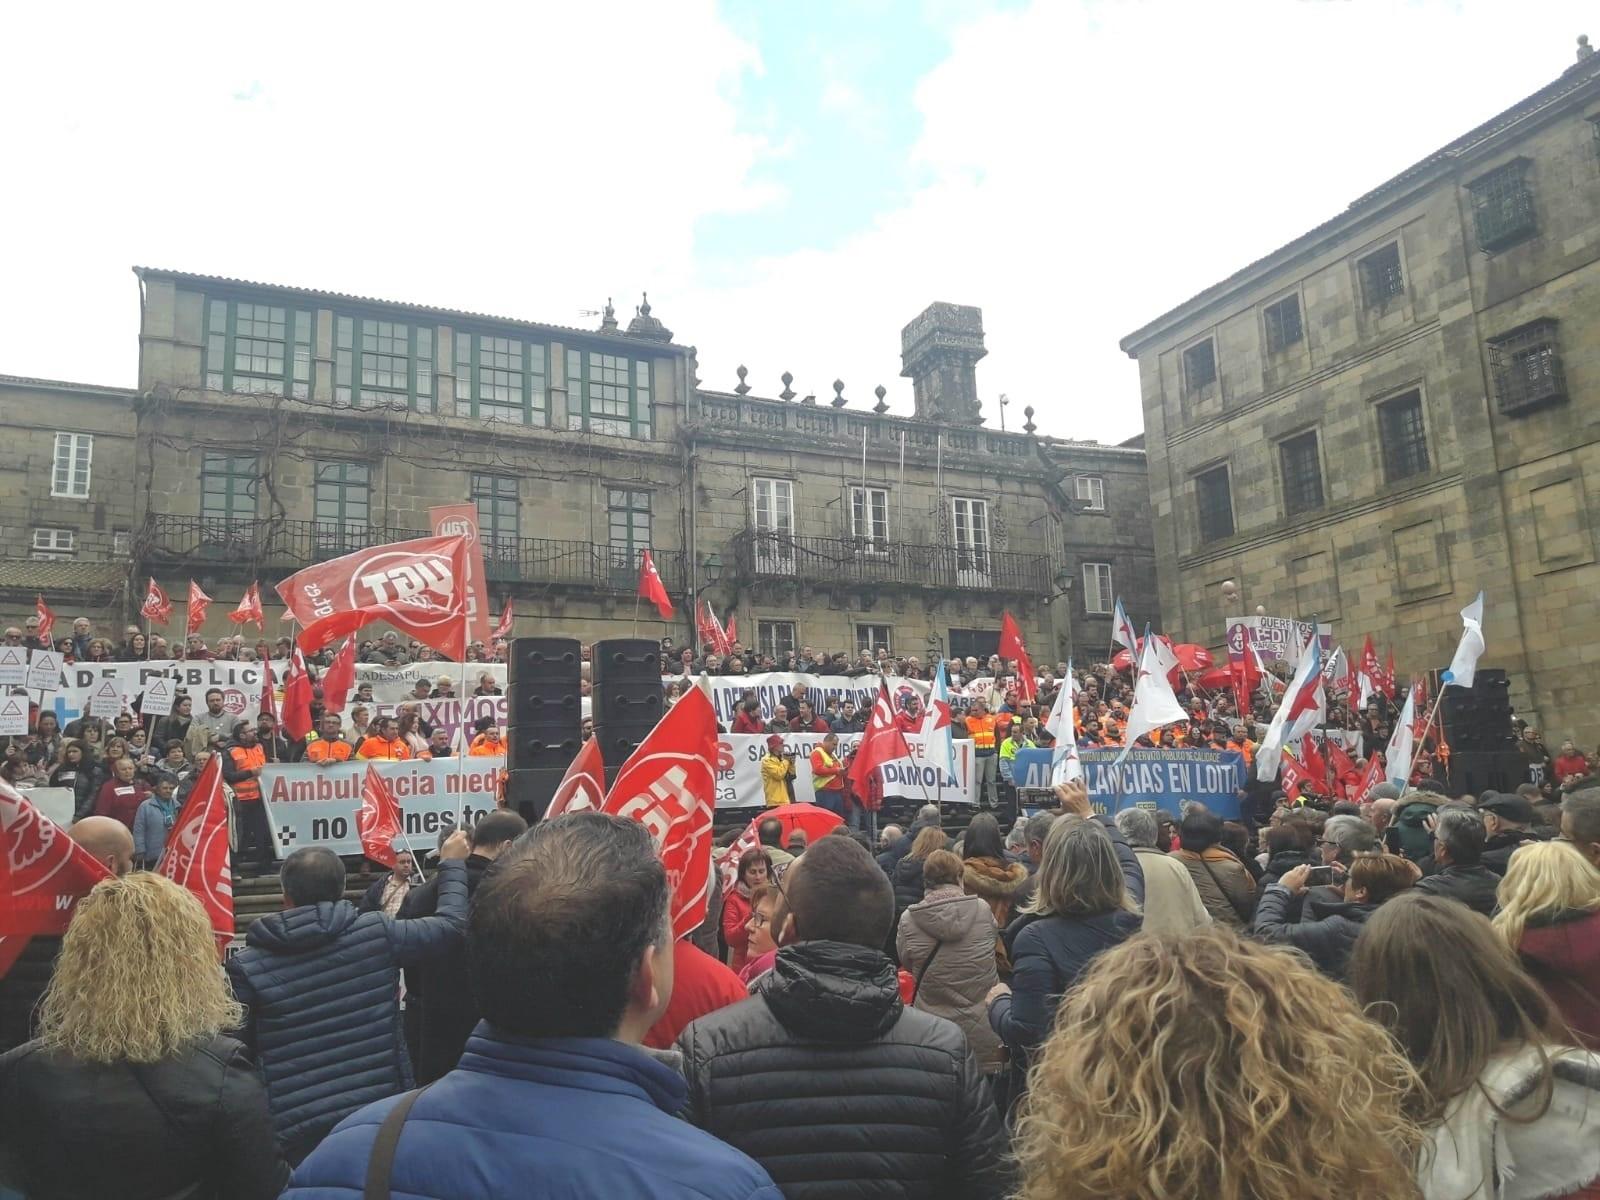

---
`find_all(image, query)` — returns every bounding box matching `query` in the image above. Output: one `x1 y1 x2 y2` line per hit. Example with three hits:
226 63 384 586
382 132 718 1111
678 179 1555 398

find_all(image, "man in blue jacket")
284 813 780 1200
227 831 471 1165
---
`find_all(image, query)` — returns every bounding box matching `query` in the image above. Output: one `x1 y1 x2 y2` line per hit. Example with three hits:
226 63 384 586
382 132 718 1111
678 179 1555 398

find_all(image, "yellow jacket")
761 752 794 806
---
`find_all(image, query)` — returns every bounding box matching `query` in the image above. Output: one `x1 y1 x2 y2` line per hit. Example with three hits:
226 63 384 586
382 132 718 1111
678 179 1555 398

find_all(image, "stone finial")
1580 34 1594 61
1023 405 1037 435
625 291 673 342
831 379 846 408
780 371 795 401
599 297 618 333
873 384 889 414
735 365 750 395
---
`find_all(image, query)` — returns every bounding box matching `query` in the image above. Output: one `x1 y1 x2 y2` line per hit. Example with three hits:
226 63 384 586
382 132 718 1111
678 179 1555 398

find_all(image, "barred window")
1358 243 1405 309
1264 295 1303 354
1278 430 1324 516
1488 320 1566 414
1468 160 1537 252
1182 339 1217 395
1194 466 1234 544
1377 392 1430 482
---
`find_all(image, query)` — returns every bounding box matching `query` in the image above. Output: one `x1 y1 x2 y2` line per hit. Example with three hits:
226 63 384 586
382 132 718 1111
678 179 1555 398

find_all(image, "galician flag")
1386 682 1421 788
1255 632 1324 782
919 660 960 784
1044 659 1082 784
1111 597 1139 651
1116 627 1189 766
1440 591 1486 689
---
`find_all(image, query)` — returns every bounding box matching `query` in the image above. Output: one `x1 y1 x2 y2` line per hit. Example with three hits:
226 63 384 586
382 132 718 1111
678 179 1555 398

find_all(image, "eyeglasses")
748 911 770 928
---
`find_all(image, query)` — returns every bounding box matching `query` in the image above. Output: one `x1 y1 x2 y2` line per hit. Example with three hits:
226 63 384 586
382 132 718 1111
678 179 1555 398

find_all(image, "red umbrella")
1193 665 1233 691
749 802 843 844
1171 644 1214 673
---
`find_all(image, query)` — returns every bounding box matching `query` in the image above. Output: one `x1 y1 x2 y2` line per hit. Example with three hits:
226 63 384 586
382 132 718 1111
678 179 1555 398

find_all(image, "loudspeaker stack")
503 637 582 822
1435 668 1523 794
590 638 664 778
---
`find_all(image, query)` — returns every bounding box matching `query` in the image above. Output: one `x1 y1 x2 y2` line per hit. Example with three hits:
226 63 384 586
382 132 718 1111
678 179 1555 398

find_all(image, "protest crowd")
3 569 1600 1200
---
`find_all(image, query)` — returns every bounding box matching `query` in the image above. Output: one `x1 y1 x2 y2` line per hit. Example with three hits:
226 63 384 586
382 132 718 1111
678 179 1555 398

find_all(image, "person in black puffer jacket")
226 833 471 1165
1252 853 1418 980
878 805 945 875
0 873 287 1200
679 835 1010 1199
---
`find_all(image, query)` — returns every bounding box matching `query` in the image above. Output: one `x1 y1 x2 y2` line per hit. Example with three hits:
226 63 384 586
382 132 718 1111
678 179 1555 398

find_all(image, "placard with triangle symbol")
0 694 28 736
0 645 26 687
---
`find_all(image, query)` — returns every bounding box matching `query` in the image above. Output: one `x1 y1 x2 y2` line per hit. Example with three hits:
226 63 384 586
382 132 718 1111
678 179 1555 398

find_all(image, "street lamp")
693 553 725 656
1044 567 1075 664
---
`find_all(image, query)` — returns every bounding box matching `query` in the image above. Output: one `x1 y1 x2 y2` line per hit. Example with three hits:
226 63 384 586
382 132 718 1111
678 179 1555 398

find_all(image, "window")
471 474 520 560
1468 160 1537 252
335 317 436 411
1072 475 1105 512
1182 339 1217 395
856 624 893 654
1358 243 1405 309
568 351 652 438
31 529 75 559
1082 563 1114 614
607 488 652 558
313 462 370 550
454 333 547 425
951 496 991 580
51 432 92 498
204 299 312 398
1488 319 1567 414
1194 466 1234 544
1264 295 1304 354
200 453 259 522
752 478 795 575
1377 391 1430 482
111 529 131 556
1278 430 1325 516
849 485 889 548
758 620 797 659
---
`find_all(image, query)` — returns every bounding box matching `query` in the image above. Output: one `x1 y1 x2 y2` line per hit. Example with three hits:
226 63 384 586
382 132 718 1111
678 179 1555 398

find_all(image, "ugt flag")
155 753 234 954
357 763 405 869
0 779 112 977
544 737 607 820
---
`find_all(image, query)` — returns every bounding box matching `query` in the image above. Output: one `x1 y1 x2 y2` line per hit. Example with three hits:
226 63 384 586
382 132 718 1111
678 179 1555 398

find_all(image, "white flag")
1386 685 1419 788
1442 591 1485 690
1116 633 1189 766
1045 660 1082 784
1111 598 1139 651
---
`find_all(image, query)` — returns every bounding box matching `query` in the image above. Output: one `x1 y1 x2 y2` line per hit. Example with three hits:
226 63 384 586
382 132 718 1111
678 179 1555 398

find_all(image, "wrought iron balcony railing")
731 529 1050 594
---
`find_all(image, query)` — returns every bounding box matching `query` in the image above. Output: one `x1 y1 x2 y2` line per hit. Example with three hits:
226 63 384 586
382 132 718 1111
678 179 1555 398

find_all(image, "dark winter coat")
225 858 467 1164
893 852 930 915
1251 883 1375 980
0 936 59 1054
678 940 1011 1199
397 853 496 1083
877 816 943 875
282 1027 780 1200
1482 827 1546 876
0 1034 288 1200
50 762 98 824
1516 908 1600 1050
1414 862 1501 917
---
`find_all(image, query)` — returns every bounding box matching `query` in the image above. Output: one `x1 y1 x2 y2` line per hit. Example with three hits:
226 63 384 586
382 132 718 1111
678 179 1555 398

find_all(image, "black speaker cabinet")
505 636 582 772
590 638 665 764
507 637 582 684
1444 750 1529 797
504 766 570 824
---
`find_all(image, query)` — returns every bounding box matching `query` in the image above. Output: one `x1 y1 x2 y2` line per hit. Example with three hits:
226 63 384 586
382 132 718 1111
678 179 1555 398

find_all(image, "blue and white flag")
1440 591 1485 689
1044 659 1082 784
1112 597 1139 651
920 659 960 783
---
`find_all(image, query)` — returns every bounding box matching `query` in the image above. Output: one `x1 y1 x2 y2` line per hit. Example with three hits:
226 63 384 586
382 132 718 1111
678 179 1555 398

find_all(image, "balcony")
731 529 1050 594
140 515 686 593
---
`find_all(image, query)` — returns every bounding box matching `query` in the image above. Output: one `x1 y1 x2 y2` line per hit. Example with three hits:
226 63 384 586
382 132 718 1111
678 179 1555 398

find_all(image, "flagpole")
457 609 473 820
632 595 640 636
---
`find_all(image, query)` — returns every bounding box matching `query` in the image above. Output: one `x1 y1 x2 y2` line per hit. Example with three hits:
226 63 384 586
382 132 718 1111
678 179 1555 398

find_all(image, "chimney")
900 302 986 425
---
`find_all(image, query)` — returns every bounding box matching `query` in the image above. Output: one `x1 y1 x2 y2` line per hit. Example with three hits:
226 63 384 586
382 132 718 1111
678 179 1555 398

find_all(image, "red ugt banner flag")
545 737 607 820
229 581 265 632
601 686 716 939
1278 750 1310 803
0 778 113 977
637 550 675 621
848 679 913 806
492 596 515 643
140 578 172 625
34 595 55 644
320 636 358 715
999 611 1038 705
186 580 214 637
357 763 404 869
278 534 471 661
155 753 234 955
280 649 315 742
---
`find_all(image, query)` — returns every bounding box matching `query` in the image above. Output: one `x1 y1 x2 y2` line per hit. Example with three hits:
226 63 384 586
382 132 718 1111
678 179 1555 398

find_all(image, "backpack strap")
364 1085 430 1200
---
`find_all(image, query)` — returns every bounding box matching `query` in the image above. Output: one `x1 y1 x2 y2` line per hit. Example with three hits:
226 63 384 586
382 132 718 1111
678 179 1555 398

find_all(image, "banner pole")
458 610 473 825
632 595 640 637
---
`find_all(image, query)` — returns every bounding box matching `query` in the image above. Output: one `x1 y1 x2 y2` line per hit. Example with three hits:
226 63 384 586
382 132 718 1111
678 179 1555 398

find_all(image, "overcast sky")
3 1 1593 444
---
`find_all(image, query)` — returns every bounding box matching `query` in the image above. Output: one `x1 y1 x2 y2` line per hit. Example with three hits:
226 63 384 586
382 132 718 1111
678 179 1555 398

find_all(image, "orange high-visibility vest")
229 743 266 801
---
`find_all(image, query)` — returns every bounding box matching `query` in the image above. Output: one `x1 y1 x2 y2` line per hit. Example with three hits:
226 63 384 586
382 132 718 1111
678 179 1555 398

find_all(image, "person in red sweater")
91 755 149 831
730 694 765 735
1554 741 1592 789
644 939 748 1050
791 701 829 736
721 849 772 972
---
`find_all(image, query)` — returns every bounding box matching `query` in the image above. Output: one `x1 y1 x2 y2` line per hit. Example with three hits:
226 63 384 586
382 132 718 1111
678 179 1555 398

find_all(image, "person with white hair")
1114 807 1209 936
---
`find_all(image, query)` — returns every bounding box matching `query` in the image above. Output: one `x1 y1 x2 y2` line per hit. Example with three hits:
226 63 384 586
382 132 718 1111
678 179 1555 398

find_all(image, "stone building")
3 272 1159 665
1121 41 1600 737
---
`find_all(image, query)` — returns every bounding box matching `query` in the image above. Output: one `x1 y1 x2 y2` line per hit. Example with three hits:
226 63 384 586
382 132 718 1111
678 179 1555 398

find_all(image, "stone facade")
1121 47 1600 738
3 274 1159 664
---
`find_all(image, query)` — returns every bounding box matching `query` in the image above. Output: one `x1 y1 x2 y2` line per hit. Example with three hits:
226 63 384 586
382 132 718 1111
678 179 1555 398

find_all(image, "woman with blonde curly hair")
0 873 287 1199
1014 927 1425 1200
1492 839 1600 1049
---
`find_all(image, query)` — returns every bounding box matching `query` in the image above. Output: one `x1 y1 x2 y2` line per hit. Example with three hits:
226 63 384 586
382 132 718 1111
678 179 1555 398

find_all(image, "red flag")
999 611 1038 704
848 678 914 802
259 661 278 725
1360 635 1381 689
228 582 265 632
695 598 731 655
321 636 358 715
1298 734 1329 794
716 821 763 898
725 615 737 647
1350 755 1387 807
34 596 55 645
186 580 214 637
140 577 172 625
155 753 234 954
1380 649 1397 701
600 687 716 939
637 550 675 621
281 649 314 742
0 778 113 977
1327 739 1360 787
1278 750 1309 803
358 763 404 869
492 596 515 643
278 534 470 661
544 737 607 820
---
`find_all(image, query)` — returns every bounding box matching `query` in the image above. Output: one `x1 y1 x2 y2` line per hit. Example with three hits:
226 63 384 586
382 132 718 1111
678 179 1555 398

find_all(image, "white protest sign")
0 646 27 687
0 694 29 735
27 649 62 692
86 679 127 718
140 677 176 716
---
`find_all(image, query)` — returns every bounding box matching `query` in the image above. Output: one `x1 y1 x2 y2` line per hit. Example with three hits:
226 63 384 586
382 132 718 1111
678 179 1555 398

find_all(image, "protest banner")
268 660 509 707
139 677 177 717
15 786 73 830
26 650 61 693
47 661 266 730
1224 615 1333 675
1012 746 1247 819
370 695 508 745
0 647 27 688
0 695 29 736
718 731 973 809
85 679 128 719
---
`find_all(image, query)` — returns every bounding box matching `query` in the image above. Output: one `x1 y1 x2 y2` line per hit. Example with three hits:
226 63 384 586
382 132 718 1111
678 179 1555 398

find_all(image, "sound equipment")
505 636 582 775
1436 668 1513 754
504 767 569 825
1444 750 1530 797
590 638 663 764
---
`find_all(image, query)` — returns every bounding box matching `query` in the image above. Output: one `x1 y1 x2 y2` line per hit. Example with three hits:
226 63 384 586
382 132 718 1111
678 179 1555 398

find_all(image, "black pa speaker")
1444 750 1529 796
590 638 663 764
505 636 582 771
1438 668 1513 753
504 767 570 825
